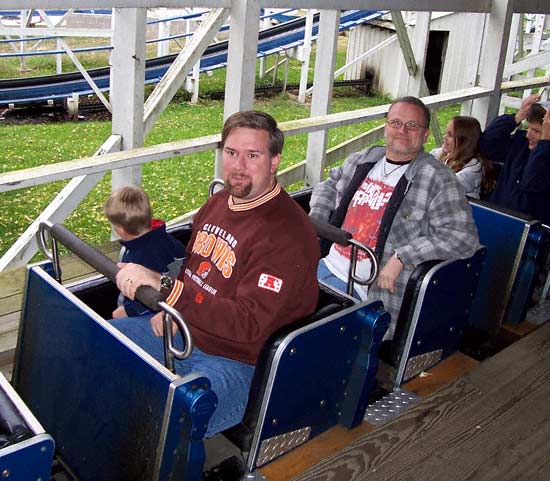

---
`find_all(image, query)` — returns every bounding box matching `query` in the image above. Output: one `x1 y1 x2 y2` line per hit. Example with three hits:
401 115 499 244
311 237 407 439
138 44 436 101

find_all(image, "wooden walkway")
2 246 549 480
282 321 550 481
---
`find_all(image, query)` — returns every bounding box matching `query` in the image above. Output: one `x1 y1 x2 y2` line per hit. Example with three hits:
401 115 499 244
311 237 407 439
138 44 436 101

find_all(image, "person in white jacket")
431 116 493 199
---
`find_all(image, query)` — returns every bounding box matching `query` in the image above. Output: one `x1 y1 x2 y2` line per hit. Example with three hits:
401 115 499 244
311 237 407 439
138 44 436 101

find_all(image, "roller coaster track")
0 10 384 107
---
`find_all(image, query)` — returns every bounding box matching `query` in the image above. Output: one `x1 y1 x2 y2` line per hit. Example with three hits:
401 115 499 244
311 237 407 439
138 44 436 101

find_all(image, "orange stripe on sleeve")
165 279 184 306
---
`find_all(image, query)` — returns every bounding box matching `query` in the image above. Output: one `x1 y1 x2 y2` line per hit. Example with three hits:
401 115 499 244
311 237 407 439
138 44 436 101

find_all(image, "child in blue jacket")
104 185 185 318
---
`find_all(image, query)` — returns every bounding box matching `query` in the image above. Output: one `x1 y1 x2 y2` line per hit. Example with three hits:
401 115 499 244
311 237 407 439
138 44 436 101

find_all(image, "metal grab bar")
36 221 194 369
310 217 379 296
37 221 62 283
159 302 194 372
208 178 225 197
347 239 378 295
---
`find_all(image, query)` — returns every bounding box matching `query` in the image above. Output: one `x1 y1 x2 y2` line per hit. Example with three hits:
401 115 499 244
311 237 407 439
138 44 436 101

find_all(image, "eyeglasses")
386 119 427 132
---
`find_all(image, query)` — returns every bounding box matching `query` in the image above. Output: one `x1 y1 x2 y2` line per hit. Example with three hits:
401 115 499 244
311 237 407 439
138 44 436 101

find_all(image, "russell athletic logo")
258 273 283 293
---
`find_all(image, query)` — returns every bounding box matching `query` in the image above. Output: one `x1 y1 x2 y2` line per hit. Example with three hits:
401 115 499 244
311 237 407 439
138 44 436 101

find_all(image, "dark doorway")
424 30 449 94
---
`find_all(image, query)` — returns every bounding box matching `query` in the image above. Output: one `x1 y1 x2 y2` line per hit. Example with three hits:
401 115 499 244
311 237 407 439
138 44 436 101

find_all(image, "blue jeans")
317 258 361 299
109 315 255 437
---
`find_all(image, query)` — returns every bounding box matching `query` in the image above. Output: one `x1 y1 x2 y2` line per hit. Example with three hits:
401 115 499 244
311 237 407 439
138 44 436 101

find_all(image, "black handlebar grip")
48 223 165 311
309 217 352 247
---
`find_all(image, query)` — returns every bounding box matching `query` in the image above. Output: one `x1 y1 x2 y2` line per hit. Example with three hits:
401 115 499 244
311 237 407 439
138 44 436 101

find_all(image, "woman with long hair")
431 116 494 199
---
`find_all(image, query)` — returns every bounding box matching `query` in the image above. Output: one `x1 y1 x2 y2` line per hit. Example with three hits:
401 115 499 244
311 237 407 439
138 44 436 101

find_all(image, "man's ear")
270 153 281 174
424 128 431 144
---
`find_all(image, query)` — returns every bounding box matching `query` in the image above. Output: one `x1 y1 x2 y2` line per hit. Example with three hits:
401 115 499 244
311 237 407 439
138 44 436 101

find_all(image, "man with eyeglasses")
310 96 480 339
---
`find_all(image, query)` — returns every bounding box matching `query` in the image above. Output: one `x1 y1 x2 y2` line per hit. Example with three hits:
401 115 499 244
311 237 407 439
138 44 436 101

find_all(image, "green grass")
0 35 460 262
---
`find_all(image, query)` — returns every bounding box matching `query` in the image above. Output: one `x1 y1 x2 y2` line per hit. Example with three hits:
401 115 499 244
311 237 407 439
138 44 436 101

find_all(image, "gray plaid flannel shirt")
310 146 481 337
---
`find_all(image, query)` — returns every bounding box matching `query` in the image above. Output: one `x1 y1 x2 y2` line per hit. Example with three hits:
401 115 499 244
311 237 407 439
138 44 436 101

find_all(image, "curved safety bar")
310 217 379 295
38 222 164 311
38 221 62 282
208 178 225 197
348 238 378 287
36 222 194 367
310 216 353 247
159 301 194 371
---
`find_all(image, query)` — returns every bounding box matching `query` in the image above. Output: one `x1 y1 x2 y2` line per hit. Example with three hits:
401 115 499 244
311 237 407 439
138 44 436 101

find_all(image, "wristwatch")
159 274 174 292
393 251 403 264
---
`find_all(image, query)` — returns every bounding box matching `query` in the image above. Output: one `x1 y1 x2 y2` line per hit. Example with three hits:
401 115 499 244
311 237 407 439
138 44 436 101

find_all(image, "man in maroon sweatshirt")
112 111 320 436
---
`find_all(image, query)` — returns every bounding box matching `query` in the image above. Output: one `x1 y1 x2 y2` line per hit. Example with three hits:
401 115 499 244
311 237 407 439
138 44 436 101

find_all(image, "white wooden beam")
335 34 398 79
5 83 550 196
407 12 431 96
0 135 122 271
37 9 112 113
0 27 113 37
223 0 260 117
304 9 340 187
218 0 261 178
143 8 229 136
0 1 471 11
471 0 515 128
110 8 147 190
298 9 314 103
456 14 487 116
0 134 221 193
6 0 550 15
504 50 550 77
392 11 417 76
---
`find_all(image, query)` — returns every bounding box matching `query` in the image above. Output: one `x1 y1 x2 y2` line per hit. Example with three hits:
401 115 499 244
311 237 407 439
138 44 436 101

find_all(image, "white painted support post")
158 11 171 57
219 0 261 178
392 11 442 144
110 8 147 192
461 14 488 117
407 12 431 96
298 9 314 104
56 38 63 74
191 62 200 104
282 55 289 93
144 9 229 134
498 13 521 114
259 9 272 78
523 14 545 98
38 9 112 113
272 52 280 85
19 10 30 72
304 10 340 187
471 0 514 128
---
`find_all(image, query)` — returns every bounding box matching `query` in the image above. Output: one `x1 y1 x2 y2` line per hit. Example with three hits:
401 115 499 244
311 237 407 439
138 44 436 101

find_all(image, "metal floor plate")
526 300 550 326
364 388 422 427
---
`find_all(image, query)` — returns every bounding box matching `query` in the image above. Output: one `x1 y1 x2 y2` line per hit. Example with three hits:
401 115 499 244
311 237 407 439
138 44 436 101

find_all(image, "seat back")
14 263 216 481
468 200 546 334
224 286 389 473
387 249 485 386
0 372 54 481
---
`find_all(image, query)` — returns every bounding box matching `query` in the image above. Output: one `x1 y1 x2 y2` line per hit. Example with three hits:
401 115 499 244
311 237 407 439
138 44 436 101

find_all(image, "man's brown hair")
221 110 284 156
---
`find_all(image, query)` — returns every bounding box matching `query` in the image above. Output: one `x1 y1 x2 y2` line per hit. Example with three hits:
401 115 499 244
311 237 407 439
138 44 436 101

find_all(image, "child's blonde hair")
104 185 152 236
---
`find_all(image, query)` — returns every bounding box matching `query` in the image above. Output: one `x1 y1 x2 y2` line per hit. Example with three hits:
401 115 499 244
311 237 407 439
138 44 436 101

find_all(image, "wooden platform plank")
404 351 479 398
260 352 479 481
259 423 375 481
291 322 550 481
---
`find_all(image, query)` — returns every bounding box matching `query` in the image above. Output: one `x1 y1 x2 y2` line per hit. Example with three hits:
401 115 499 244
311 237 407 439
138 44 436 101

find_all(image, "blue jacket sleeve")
478 114 517 163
